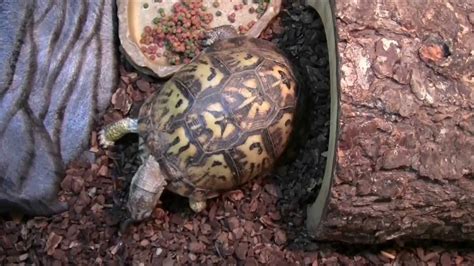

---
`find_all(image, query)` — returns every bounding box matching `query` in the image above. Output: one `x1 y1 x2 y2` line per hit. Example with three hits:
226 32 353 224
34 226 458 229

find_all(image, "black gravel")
269 2 330 250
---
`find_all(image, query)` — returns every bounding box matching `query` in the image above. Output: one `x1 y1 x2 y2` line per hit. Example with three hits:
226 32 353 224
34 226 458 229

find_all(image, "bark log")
306 0 474 243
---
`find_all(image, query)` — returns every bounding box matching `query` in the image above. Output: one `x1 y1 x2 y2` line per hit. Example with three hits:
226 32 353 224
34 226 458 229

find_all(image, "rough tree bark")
307 0 474 243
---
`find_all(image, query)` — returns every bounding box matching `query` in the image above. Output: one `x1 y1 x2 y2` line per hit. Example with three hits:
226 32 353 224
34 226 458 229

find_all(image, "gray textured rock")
0 0 117 215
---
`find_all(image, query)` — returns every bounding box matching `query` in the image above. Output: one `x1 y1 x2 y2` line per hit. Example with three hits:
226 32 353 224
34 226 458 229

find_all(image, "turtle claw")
98 128 115 148
98 118 138 148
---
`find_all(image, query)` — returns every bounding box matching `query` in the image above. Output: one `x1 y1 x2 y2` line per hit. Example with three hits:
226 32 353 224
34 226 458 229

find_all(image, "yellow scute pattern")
152 82 190 130
258 62 297 108
187 154 234 190
268 112 294 157
165 127 197 169
176 55 225 95
222 76 275 130
186 100 239 151
235 134 271 183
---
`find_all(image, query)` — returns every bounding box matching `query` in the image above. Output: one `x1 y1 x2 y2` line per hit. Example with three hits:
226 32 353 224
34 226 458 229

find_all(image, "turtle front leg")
189 198 207 213
98 118 138 148
126 155 167 221
201 25 238 47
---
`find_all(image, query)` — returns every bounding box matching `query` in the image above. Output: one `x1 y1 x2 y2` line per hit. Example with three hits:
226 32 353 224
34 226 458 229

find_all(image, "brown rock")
71 176 84 194
136 79 152 93
244 258 259 266
97 165 108 177
66 224 79 238
235 243 248 260
264 184 281 198
60 175 74 192
274 229 287 245
188 253 198 261
45 232 63 256
188 242 206 253
232 228 244 240
226 190 245 202
183 222 194 231
111 85 132 115
440 253 452 266
52 249 66 261
140 239 150 247
18 253 28 262
200 223 212 235
227 217 240 230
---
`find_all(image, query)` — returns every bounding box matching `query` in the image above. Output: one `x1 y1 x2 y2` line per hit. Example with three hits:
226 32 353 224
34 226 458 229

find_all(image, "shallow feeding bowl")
118 0 282 78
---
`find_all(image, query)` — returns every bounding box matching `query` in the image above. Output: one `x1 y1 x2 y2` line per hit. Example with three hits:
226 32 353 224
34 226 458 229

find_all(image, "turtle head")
125 155 167 222
126 193 156 221
201 25 238 47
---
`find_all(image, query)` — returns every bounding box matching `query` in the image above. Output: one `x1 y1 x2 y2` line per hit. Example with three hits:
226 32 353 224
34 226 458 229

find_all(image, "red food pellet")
228 13 236 23
140 0 214 65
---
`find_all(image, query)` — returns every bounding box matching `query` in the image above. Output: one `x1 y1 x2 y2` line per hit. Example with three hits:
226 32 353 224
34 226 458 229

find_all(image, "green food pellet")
216 10 222 16
201 6 207 11
243 0 248 4
212 2 220 8
143 3 149 8
153 17 160 24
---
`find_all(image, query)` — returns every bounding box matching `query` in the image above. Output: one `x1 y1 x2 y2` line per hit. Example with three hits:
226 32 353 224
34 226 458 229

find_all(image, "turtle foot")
189 198 207 213
98 128 115 148
98 118 138 148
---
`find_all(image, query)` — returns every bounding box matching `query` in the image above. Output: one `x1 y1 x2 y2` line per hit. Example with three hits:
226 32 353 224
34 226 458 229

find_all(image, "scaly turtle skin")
99 25 299 222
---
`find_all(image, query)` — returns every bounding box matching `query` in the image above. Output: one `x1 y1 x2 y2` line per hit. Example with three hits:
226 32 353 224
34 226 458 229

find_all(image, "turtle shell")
137 36 298 201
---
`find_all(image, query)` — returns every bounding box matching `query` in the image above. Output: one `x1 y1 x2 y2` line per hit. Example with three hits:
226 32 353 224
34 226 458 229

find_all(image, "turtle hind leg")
98 118 138 148
189 198 207 213
201 25 238 47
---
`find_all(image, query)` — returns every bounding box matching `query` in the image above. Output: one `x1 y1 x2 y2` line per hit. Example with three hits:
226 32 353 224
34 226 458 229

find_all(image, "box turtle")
99 26 299 222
